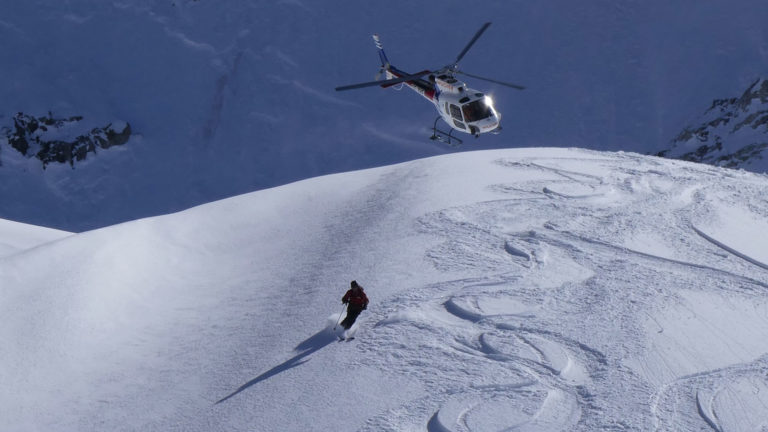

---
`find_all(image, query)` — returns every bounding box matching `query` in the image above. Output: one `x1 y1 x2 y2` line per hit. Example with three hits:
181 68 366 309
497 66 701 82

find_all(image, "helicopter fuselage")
335 23 522 144
384 67 502 137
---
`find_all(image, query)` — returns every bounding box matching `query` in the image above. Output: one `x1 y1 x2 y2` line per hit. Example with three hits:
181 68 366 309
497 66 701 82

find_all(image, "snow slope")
0 219 70 258
3 148 768 431
2 0 767 230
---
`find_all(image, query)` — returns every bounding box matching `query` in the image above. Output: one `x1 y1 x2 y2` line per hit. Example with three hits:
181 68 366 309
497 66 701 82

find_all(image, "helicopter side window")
449 104 463 121
453 120 466 130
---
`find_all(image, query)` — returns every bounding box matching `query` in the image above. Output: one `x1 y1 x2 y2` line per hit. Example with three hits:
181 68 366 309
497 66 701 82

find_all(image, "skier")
340 280 369 331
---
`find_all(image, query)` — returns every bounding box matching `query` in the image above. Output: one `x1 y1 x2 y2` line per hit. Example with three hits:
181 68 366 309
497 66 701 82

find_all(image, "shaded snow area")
3 148 768 431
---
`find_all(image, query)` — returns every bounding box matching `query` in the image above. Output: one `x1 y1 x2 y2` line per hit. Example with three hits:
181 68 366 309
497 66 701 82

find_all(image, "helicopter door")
448 103 466 130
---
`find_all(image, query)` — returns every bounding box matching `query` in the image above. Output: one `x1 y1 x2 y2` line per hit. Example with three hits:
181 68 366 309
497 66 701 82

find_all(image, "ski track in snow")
348 154 768 431
652 356 768 432
7 150 768 431
692 225 768 272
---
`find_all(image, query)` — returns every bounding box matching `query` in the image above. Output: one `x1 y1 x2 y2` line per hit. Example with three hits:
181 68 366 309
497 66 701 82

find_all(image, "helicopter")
335 22 524 145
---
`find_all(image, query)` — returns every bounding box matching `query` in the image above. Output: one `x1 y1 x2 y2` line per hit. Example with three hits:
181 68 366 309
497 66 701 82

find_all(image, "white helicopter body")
337 23 523 145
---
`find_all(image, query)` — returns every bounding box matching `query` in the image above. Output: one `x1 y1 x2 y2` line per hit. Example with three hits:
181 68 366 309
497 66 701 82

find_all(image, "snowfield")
3 148 768 431
0 219 71 258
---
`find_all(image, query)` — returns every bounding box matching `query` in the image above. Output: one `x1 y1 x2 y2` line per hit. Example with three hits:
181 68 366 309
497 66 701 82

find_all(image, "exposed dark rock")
660 78 768 171
1 112 131 168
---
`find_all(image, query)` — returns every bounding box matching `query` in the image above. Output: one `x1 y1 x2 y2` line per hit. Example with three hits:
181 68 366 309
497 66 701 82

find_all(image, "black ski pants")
341 306 363 329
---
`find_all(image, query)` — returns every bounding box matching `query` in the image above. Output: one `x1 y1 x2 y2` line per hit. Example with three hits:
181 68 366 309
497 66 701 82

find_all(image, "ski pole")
333 303 347 331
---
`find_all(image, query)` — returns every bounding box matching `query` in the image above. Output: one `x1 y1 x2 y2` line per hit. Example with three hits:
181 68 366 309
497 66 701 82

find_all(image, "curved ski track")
338 154 768 431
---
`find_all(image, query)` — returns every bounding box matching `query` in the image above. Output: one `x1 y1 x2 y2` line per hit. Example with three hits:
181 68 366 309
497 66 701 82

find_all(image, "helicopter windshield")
461 98 494 122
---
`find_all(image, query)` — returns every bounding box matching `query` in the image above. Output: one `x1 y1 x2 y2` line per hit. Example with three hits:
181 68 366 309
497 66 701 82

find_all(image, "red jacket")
342 288 369 309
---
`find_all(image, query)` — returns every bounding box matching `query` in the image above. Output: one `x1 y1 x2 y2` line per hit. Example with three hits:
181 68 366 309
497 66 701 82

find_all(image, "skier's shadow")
215 329 337 404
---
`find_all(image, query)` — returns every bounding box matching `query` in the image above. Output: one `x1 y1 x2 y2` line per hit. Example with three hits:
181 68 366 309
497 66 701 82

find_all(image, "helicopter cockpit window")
462 99 494 122
449 104 463 121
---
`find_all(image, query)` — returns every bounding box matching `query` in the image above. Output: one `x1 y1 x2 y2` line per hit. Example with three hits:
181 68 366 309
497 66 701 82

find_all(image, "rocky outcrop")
2 112 131 168
659 78 768 171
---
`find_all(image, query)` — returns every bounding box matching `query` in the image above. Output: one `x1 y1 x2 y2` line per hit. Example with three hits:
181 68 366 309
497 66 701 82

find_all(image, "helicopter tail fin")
372 34 391 70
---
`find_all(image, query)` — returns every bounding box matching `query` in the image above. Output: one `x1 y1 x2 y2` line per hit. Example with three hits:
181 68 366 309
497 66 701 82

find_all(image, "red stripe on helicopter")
382 68 436 100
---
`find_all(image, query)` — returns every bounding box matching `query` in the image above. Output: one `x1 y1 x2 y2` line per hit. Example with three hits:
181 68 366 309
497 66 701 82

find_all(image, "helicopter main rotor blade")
454 70 526 90
453 22 492 66
335 71 431 91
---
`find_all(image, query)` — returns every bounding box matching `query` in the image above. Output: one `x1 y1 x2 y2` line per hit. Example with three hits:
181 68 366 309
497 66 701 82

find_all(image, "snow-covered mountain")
2 1 767 231
659 78 768 171
4 148 768 431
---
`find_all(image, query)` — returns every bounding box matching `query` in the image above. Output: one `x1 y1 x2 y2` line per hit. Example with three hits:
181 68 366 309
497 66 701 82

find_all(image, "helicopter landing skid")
429 117 463 146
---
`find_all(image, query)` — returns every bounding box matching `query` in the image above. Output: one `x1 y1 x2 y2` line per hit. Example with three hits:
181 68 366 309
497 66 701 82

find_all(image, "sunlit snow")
3 148 768 431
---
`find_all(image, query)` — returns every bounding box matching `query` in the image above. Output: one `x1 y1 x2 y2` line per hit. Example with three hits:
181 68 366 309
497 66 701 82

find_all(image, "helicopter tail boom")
336 34 437 100
384 67 437 101
373 34 390 70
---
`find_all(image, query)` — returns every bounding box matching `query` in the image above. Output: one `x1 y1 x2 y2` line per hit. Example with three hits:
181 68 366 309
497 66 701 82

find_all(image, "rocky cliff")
659 78 768 172
2 112 131 168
